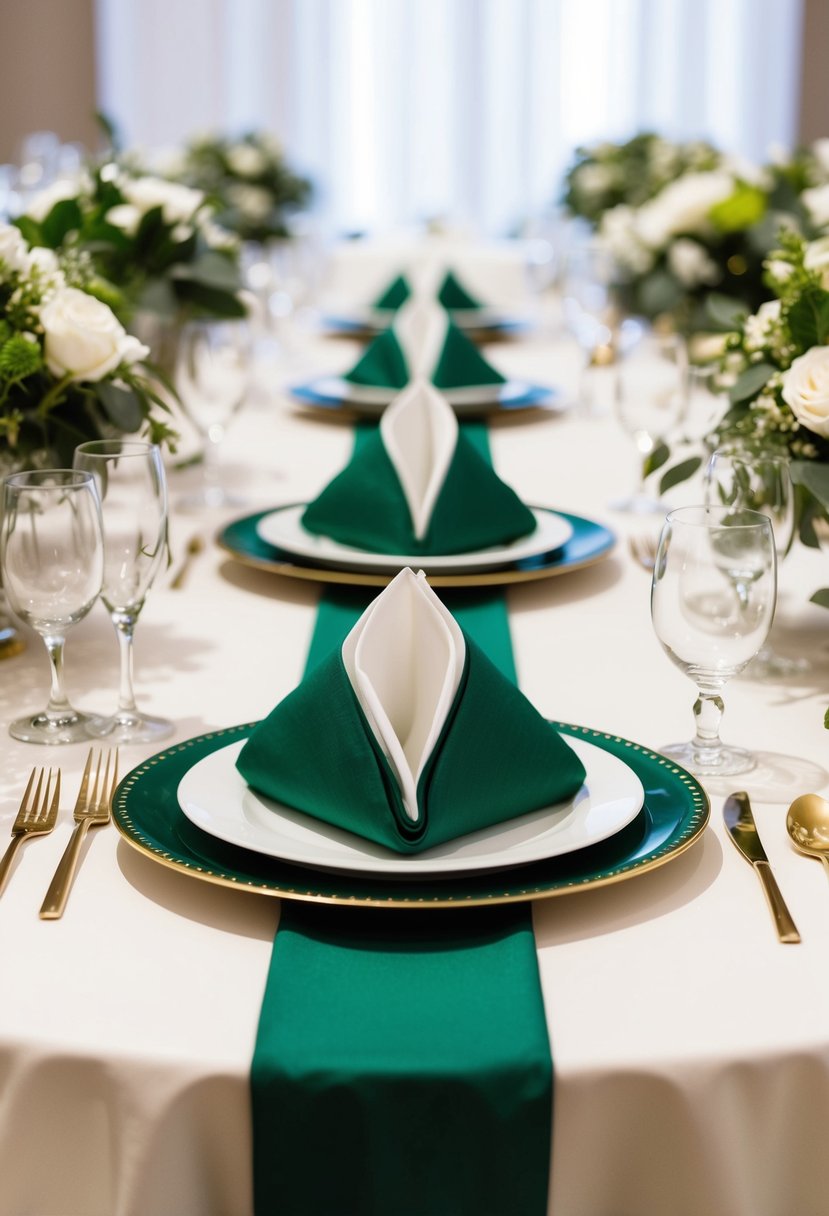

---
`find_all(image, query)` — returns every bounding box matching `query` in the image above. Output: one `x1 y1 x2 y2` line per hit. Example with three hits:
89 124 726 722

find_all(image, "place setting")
292 294 560 419
318 259 534 341
219 379 615 586
113 566 709 908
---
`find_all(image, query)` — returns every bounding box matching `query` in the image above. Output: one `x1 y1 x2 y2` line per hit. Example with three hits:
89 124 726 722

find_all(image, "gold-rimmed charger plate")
217 506 615 589
112 723 708 909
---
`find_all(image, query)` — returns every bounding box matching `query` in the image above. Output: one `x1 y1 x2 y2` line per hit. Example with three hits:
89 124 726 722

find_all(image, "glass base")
85 710 174 745
609 492 669 515
177 486 246 511
659 739 756 778
10 707 99 745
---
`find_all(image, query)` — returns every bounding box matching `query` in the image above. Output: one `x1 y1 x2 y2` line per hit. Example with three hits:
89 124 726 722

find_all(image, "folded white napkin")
341 569 465 822
392 297 449 378
379 381 457 541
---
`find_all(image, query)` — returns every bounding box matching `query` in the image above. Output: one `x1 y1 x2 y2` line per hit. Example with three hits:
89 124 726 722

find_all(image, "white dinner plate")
255 505 573 573
305 375 543 411
177 736 645 876
322 307 530 337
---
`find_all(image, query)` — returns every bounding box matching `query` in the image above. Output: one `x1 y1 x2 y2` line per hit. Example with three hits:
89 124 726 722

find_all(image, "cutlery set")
725 789 829 943
0 749 117 919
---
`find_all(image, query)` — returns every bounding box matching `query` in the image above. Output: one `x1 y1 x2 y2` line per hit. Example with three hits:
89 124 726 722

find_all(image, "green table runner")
251 426 553 1216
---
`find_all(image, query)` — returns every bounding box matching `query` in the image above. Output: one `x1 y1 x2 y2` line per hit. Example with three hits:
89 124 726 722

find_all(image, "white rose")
105 203 142 235
781 346 829 437
40 287 149 383
598 206 654 274
25 177 84 223
635 171 736 249
228 183 272 221
805 236 829 287
0 224 31 276
226 144 268 178
121 176 205 224
667 237 720 287
802 184 829 229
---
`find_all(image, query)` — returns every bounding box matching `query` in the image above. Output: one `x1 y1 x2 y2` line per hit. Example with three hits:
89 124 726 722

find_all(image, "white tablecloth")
1 312 828 1216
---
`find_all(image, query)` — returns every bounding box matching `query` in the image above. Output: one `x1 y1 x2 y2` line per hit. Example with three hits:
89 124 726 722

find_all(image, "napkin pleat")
237 631 585 853
373 272 412 311
301 428 536 555
437 269 482 311
344 328 409 388
432 322 505 388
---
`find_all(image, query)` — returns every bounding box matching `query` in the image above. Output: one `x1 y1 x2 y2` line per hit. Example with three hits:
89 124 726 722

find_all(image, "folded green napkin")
344 308 505 390
373 272 411 311
236 570 586 854
372 269 482 314
302 382 535 554
437 269 482 311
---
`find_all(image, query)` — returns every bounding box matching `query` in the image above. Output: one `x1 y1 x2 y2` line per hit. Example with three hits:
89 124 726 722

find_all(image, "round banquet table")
1 300 828 1216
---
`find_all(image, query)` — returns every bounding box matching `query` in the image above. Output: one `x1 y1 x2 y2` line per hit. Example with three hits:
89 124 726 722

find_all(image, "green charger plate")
112 723 708 908
217 507 616 588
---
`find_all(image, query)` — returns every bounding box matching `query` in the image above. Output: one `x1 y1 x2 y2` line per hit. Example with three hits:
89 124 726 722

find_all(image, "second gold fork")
39 749 118 920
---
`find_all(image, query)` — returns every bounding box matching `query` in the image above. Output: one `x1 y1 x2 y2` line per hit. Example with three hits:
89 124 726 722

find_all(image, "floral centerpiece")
0 221 174 471
696 230 829 541
564 134 829 333
164 131 312 244
15 164 246 333
562 132 721 226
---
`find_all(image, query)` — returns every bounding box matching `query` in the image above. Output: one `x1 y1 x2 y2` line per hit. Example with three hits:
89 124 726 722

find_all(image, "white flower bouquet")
0 222 175 470
16 163 246 328
167 131 312 243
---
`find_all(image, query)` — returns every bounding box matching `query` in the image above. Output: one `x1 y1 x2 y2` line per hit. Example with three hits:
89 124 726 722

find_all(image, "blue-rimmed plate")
290 376 561 418
217 506 616 588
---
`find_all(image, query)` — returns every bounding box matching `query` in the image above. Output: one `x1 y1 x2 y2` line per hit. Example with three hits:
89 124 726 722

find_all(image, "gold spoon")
786 794 829 877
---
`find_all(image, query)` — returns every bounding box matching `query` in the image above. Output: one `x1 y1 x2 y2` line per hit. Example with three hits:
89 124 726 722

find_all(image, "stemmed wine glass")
611 329 688 513
1 470 103 743
73 440 172 744
175 318 252 509
705 446 805 677
651 504 777 776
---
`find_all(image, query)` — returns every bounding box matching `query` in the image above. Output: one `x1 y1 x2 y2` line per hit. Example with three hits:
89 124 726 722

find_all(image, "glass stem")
691 688 725 764
112 609 140 715
43 633 73 720
635 433 654 496
204 427 224 493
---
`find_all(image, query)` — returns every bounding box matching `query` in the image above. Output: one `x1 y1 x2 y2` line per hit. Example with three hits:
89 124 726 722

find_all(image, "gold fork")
40 749 118 920
0 768 60 897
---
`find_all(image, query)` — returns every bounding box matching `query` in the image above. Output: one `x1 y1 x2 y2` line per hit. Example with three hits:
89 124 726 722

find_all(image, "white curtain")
95 0 804 235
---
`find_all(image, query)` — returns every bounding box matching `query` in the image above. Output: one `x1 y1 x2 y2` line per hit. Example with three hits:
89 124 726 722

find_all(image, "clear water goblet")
651 504 777 776
705 446 805 678
1 469 103 743
73 440 172 744
175 318 252 509
611 329 689 513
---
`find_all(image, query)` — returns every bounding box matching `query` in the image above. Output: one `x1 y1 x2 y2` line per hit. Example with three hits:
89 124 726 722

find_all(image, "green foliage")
0 334 42 383
705 293 750 332
660 456 703 494
643 441 670 478
709 185 767 233
787 288 829 350
728 362 775 404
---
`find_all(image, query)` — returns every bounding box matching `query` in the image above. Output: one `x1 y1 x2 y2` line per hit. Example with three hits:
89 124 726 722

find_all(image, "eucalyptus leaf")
705 293 749 332
41 199 83 248
173 279 247 317
728 362 774 404
96 383 144 432
659 456 702 494
172 251 241 290
790 460 829 508
643 441 670 478
811 589 829 611
135 279 179 319
788 289 829 350
13 216 42 247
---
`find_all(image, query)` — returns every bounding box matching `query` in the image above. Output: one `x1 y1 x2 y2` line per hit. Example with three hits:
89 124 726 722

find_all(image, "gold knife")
723 791 800 943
